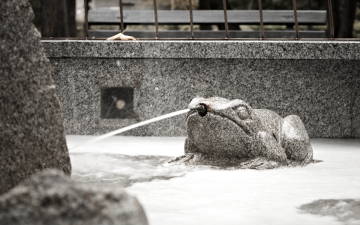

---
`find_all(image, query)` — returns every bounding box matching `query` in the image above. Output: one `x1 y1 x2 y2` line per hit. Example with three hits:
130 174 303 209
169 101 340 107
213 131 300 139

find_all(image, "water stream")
71 109 189 150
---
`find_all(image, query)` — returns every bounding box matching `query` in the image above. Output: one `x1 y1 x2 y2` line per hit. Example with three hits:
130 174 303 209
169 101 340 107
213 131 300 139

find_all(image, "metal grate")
83 0 340 40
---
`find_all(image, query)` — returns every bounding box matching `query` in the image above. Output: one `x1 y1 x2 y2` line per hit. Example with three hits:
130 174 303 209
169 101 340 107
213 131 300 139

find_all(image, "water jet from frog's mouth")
71 109 190 150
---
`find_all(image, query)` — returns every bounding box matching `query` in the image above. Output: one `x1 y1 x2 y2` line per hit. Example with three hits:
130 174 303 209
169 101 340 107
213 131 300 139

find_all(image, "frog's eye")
235 106 250 120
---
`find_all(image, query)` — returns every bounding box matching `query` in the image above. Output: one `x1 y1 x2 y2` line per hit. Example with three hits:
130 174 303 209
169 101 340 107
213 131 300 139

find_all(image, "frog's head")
186 97 263 158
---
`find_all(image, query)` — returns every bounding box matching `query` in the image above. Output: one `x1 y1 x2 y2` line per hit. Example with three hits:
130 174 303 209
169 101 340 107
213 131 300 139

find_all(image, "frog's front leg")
280 115 313 164
238 157 281 169
256 131 288 163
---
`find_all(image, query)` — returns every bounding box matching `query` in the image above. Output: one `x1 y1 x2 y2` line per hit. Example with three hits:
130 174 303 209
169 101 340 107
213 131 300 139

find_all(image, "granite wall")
42 41 360 138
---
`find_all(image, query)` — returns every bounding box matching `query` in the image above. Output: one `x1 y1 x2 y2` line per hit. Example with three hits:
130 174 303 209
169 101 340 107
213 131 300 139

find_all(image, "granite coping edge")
41 40 360 60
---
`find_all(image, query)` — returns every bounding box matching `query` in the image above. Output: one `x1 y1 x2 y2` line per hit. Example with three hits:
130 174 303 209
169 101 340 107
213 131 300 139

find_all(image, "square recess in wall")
101 87 136 119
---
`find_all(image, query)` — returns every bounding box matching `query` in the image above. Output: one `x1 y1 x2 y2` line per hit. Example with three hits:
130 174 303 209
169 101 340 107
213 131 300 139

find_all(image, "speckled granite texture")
0 0 71 195
353 75 360 137
42 41 360 138
173 97 313 168
42 40 360 60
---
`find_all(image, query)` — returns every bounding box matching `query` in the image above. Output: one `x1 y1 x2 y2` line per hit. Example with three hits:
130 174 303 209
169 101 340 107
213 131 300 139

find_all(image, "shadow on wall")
30 0 76 37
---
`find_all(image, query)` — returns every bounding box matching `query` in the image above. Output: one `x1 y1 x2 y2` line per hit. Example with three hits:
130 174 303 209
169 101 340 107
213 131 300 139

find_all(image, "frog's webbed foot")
106 32 136 41
281 115 313 164
168 154 194 164
238 157 281 169
169 138 198 164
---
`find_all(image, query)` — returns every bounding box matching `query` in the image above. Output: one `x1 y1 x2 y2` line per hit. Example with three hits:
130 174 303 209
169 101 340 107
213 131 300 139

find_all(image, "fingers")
106 33 136 41
106 33 122 40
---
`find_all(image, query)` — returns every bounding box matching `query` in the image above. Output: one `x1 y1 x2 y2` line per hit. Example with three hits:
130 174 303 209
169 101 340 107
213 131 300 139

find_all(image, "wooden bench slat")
88 30 327 39
88 9 327 25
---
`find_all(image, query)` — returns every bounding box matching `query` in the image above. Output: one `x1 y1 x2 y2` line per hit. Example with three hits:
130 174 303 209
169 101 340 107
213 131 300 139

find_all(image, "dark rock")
174 97 314 169
29 0 76 37
299 199 360 224
0 170 149 225
0 0 71 194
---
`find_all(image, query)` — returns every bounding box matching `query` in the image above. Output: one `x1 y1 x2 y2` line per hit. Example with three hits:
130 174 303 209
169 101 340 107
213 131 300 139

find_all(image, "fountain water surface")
67 104 360 225
68 137 360 225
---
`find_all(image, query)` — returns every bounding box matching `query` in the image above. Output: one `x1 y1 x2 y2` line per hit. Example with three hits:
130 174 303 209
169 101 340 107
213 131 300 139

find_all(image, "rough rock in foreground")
0 170 148 225
0 0 71 194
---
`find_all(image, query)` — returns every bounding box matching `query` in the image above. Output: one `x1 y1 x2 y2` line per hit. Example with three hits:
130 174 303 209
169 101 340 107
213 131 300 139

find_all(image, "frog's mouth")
193 103 208 117
187 105 252 135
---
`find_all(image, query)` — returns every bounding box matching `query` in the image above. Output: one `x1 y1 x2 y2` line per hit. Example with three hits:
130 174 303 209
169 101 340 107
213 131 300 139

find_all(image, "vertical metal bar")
307 0 312 30
84 0 89 38
292 0 299 39
327 0 335 38
153 0 159 39
257 0 264 39
188 0 194 39
119 0 124 32
63 0 70 37
222 0 229 39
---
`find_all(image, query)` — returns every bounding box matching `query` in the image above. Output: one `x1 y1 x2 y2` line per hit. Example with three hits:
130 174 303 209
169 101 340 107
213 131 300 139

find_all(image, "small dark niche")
101 87 137 119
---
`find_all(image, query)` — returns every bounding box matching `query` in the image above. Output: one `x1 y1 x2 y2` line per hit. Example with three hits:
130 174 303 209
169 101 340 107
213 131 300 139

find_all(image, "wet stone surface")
299 199 360 225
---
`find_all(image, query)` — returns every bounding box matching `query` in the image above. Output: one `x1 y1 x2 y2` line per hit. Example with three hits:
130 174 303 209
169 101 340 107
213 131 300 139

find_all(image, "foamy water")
68 136 360 225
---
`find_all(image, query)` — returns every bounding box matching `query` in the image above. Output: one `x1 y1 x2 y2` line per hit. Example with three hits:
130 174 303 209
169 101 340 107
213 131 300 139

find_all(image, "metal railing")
84 0 337 40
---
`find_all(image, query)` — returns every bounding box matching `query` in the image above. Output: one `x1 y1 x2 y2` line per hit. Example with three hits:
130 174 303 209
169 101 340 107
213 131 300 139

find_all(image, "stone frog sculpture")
173 97 314 169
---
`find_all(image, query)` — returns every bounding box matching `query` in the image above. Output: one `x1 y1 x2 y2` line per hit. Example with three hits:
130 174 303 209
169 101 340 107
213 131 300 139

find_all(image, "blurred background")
30 0 360 38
